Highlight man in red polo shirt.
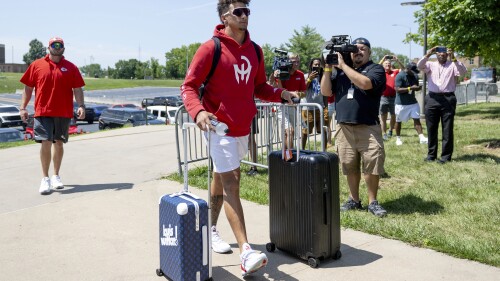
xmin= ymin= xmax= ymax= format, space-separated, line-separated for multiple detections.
xmin=19 ymin=37 xmax=86 ymax=195
xmin=378 ymin=55 xmax=404 ymax=140
xmin=269 ymin=53 xmax=306 ymax=149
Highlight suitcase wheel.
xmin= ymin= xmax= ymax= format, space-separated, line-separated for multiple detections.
xmin=308 ymin=257 xmax=320 ymax=268
xmin=155 ymin=268 xmax=164 ymax=276
xmin=266 ymin=242 xmax=276 ymax=252
xmin=333 ymin=250 xmax=342 ymax=260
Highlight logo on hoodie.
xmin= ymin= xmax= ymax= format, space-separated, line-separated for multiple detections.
xmin=233 ymin=56 xmax=252 ymax=84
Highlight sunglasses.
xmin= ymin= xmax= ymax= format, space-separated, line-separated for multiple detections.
xmin=50 ymin=42 xmax=64 ymax=49
xmin=224 ymin=7 xmax=251 ymax=17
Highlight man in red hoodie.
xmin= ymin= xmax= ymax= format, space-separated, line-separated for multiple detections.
xmin=181 ymin=0 xmax=297 ymax=277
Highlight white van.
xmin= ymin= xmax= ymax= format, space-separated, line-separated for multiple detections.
xmin=146 ymin=106 xmax=179 ymax=125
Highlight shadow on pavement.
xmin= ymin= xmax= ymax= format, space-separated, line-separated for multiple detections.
xmin=54 ymin=183 xmax=134 ymax=194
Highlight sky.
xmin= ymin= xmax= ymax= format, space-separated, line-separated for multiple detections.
xmin=1 ymin=0 xmax=425 ymax=68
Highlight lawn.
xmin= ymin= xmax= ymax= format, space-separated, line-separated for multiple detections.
xmin=0 ymin=72 xmax=182 ymax=94
xmin=167 ymin=102 xmax=500 ymax=267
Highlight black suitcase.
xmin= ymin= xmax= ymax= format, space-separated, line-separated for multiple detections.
xmin=266 ymin=105 xmax=341 ymax=268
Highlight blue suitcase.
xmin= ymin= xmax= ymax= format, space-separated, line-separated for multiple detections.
xmin=156 ymin=123 xmax=213 ymax=281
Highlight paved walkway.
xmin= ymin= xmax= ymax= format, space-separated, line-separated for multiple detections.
xmin=0 ymin=125 xmax=498 ymax=280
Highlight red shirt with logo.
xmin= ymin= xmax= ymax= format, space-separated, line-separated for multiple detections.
xmin=181 ymin=25 xmax=284 ymax=137
xmin=20 ymin=55 xmax=85 ymax=118
xmin=281 ymin=70 xmax=306 ymax=92
xmin=382 ymin=69 xmax=400 ymax=97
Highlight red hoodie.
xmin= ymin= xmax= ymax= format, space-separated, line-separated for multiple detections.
xmin=181 ymin=24 xmax=284 ymax=137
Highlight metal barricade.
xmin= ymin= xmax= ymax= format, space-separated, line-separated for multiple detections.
xmin=175 ymin=102 xmax=328 ymax=176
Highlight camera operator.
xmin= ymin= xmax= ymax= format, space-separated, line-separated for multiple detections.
xmin=269 ymin=53 xmax=306 ymax=150
xmin=320 ymin=37 xmax=388 ymax=217
xmin=417 ymin=46 xmax=467 ymax=164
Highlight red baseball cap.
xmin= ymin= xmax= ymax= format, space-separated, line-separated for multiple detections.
xmin=48 ymin=37 xmax=64 ymax=46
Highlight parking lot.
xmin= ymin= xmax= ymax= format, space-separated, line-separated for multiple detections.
xmin=0 ymin=87 xmax=182 ymax=135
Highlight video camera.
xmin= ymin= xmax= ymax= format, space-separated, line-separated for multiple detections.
xmin=324 ymin=35 xmax=358 ymax=67
xmin=272 ymin=49 xmax=293 ymax=81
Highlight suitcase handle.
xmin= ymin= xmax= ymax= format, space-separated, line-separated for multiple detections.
xmin=280 ymin=103 xmax=301 ymax=162
xmin=181 ymin=123 xmax=212 ymax=205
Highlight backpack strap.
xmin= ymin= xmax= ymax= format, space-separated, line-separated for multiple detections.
xmin=204 ymin=37 xmax=221 ymax=86
xmin=251 ymin=41 xmax=261 ymax=63
xmin=200 ymin=38 xmax=260 ymax=100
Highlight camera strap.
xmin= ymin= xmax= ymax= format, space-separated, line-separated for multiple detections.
xmin=199 ymin=37 xmax=261 ymax=100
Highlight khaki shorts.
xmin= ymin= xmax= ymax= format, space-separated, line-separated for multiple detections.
xmin=334 ymin=124 xmax=385 ymax=175
xmin=301 ymin=108 xmax=329 ymax=135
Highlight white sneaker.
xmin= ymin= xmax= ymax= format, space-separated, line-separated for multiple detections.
xmin=51 ymin=175 xmax=64 ymax=189
xmin=420 ymin=136 xmax=428 ymax=144
xmin=39 ymin=177 xmax=51 ymax=195
xmin=211 ymin=226 xmax=231 ymax=253
xmin=240 ymin=243 xmax=268 ymax=277
xmin=396 ymin=138 xmax=403 ymax=146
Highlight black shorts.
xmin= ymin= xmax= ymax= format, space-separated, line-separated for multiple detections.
xmin=34 ymin=117 xmax=71 ymax=143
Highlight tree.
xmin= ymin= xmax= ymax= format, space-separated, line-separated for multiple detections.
xmin=285 ymin=25 xmax=325 ymax=71
xmin=23 ymin=39 xmax=46 ymax=65
xmin=261 ymin=43 xmax=276 ymax=76
xmin=113 ymin=59 xmax=141 ymax=79
xmin=80 ymin=64 xmax=104 ymax=78
xmin=411 ymin=0 xmax=500 ymax=65
xmin=165 ymin=43 xmax=201 ymax=79
xmin=370 ymin=47 xmax=409 ymax=66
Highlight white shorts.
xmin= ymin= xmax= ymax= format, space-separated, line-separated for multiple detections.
xmin=277 ymin=106 xmax=297 ymax=129
xmin=204 ymin=132 xmax=248 ymax=173
xmin=395 ymin=103 xmax=421 ymax=122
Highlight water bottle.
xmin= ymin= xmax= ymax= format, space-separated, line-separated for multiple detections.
xmin=210 ymin=119 xmax=229 ymax=136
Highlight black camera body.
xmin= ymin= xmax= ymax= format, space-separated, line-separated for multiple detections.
xmin=324 ymin=35 xmax=358 ymax=67
xmin=272 ymin=49 xmax=293 ymax=80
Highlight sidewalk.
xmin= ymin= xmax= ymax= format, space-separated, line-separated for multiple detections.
xmin=0 ymin=125 xmax=498 ymax=281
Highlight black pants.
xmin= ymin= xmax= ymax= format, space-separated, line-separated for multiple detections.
xmin=424 ymin=92 xmax=457 ymax=161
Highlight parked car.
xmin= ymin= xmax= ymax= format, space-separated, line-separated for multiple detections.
xmin=99 ymin=108 xmax=150 ymax=129
xmin=111 ymin=103 xmax=141 ymax=109
xmin=88 ymin=105 xmax=109 ymax=121
xmin=152 ymin=96 xmax=183 ymax=107
xmin=145 ymin=105 xmax=180 ymax=124
xmin=0 ymin=127 xmax=24 ymax=142
xmin=73 ymin=102 xmax=95 ymax=124
xmin=141 ymin=98 xmax=155 ymax=108
xmin=0 ymin=105 xmax=23 ymax=128
xmin=165 ymin=95 xmax=184 ymax=107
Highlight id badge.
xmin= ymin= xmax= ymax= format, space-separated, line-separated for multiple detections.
xmin=347 ymin=87 xmax=354 ymax=99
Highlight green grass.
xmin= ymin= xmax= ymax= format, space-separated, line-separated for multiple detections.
xmin=0 ymin=72 xmax=183 ymax=94
xmin=166 ymin=102 xmax=500 ymax=267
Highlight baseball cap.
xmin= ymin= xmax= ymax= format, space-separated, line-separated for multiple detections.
xmin=406 ymin=62 xmax=420 ymax=74
xmin=352 ymin=37 xmax=371 ymax=48
xmin=48 ymin=37 xmax=64 ymax=46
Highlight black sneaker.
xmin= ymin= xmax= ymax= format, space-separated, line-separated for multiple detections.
xmin=246 ymin=167 xmax=258 ymax=176
xmin=368 ymin=200 xmax=387 ymax=217
xmin=340 ymin=197 xmax=363 ymax=211
xmin=424 ymin=156 xmax=435 ymax=162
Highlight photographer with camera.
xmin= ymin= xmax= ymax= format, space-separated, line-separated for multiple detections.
xmin=269 ymin=52 xmax=306 ymax=150
xmin=301 ymin=58 xmax=328 ymax=150
xmin=320 ymin=37 xmax=388 ymax=217
xmin=417 ymin=46 xmax=466 ymax=164
xmin=378 ymin=55 xmax=405 ymax=141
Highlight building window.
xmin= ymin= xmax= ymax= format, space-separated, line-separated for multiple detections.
xmin=469 ymin=58 xmax=474 ymax=65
